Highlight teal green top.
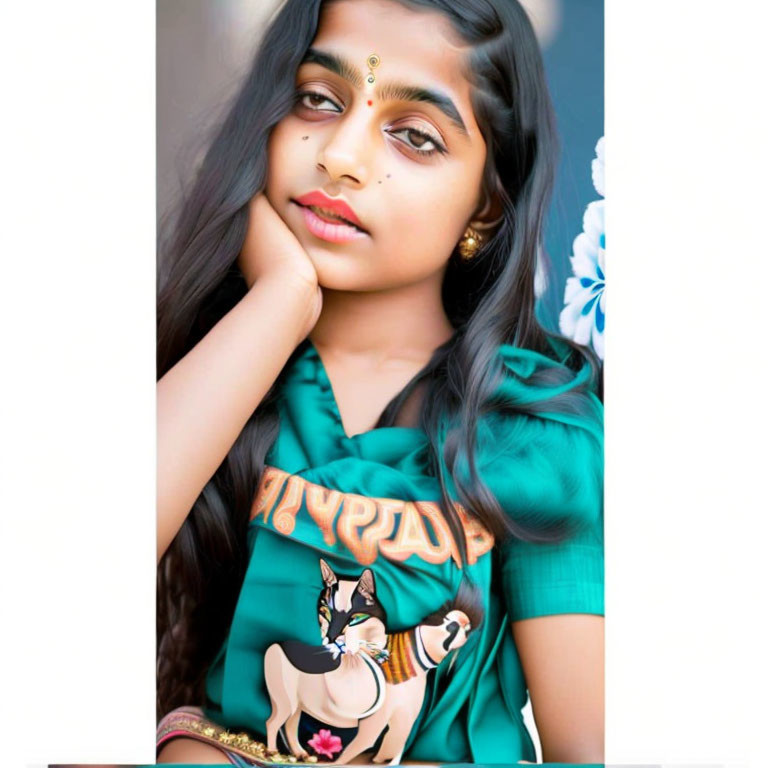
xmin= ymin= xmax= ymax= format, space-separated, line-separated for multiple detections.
xmin=202 ymin=337 xmax=604 ymax=764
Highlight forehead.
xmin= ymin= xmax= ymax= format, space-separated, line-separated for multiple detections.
xmin=311 ymin=0 xmax=478 ymax=125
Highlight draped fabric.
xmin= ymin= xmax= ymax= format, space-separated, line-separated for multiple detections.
xmin=200 ymin=337 xmax=604 ymax=764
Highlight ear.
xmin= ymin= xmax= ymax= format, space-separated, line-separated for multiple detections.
xmin=356 ymin=568 xmax=376 ymax=605
xmin=319 ymin=558 xmax=338 ymax=587
xmin=470 ymin=173 xmax=504 ymax=233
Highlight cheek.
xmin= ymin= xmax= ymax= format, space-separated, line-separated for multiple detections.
xmin=356 ymin=618 xmax=386 ymax=645
xmin=381 ymin=174 xmax=476 ymax=268
xmin=265 ymin=120 xmax=304 ymax=198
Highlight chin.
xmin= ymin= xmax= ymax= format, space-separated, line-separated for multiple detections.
xmin=314 ymin=267 xmax=386 ymax=293
xmin=304 ymin=246 xmax=416 ymax=292
xmin=315 ymin=271 xmax=370 ymax=292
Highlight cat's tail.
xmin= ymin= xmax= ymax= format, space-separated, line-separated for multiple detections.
xmin=419 ymin=578 xmax=485 ymax=631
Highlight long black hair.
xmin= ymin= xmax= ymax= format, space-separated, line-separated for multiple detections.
xmin=157 ymin=0 xmax=603 ymax=718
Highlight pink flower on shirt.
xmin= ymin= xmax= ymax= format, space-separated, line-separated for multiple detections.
xmin=308 ymin=728 xmax=343 ymax=759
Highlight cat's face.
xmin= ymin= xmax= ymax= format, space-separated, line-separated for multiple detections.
xmin=317 ymin=558 xmax=387 ymax=654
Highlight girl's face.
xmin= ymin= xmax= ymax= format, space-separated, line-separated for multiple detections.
xmin=266 ymin=0 xmax=488 ymax=292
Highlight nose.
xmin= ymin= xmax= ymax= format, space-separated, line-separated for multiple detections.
xmin=316 ymin=109 xmax=372 ymax=187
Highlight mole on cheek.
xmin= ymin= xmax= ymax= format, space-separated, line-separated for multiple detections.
xmin=302 ymin=136 xmax=309 ymax=140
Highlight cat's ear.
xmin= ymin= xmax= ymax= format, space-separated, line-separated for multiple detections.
xmin=356 ymin=568 xmax=376 ymax=605
xmin=319 ymin=558 xmax=338 ymax=587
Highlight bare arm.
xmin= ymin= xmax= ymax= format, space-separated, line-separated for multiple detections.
xmin=157 ymin=193 xmax=321 ymax=563
xmin=511 ymin=614 xmax=604 ymax=764
xmin=157 ymin=272 xmax=317 ymax=562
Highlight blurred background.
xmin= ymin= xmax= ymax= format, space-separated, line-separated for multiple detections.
xmin=157 ymin=0 xmax=604 ymax=334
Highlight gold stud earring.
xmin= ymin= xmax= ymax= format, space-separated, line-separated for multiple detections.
xmin=458 ymin=226 xmax=484 ymax=260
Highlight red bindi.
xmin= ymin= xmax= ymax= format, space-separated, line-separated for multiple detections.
xmin=367 ymin=99 xmax=373 ymax=106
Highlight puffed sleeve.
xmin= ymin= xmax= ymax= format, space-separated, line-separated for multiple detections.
xmin=480 ymin=343 xmax=604 ymax=621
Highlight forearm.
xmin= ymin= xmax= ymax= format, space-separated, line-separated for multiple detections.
xmin=535 ymin=676 xmax=604 ymax=763
xmin=541 ymin=736 xmax=604 ymax=764
xmin=157 ymin=270 xmax=316 ymax=562
xmin=512 ymin=614 xmax=604 ymax=765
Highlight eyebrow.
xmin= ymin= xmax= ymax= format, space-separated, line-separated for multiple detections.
xmin=300 ymin=47 xmax=469 ymax=137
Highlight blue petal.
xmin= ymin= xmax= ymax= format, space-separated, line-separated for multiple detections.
xmin=595 ymin=263 xmax=605 ymax=281
xmin=581 ymin=294 xmax=599 ymax=316
xmin=599 ymin=232 xmax=606 ymax=249
xmin=595 ymin=299 xmax=605 ymax=332
xmin=591 ymin=283 xmax=603 ymax=294
xmin=580 ymin=277 xmax=595 ymax=288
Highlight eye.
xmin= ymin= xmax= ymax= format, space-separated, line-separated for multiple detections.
xmin=319 ymin=604 xmax=332 ymax=621
xmin=296 ymin=88 xmax=446 ymax=158
xmin=347 ymin=612 xmax=370 ymax=626
xmin=387 ymin=126 xmax=446 ymax=157
xmin=295 ymin=89 xmax=343 ymax=113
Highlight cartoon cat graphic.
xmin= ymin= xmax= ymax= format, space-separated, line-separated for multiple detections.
xmin=263 ymin=558 xmax=483 ymax=765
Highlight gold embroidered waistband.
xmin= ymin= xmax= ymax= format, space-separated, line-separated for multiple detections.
xmin=156 ymin=705 xmax=318 ymax=765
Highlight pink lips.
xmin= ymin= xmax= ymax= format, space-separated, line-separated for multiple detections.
xmin=294 ymin=190 xmax=365 ymax=229
xmin=292 ymin=190 xmax=369 ymax=244
xmin=296 ymin=204 xmax=369 ymax=243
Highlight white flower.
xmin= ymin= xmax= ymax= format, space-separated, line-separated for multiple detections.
xmin=559 ymin=198 xmax=605 ymax=360
xmin=592 ymin=136 xmax=605 ymax=198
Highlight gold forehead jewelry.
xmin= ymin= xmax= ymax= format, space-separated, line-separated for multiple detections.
xmin=365 ymin=53 xmax=380 ymax=86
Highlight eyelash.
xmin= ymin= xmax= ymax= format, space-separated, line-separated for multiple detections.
xmin=295 ymin=89 xmax=447 ymax=157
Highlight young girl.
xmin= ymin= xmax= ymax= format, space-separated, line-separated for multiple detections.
xmin=155 ymin=0 xmax=604 ymax=764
